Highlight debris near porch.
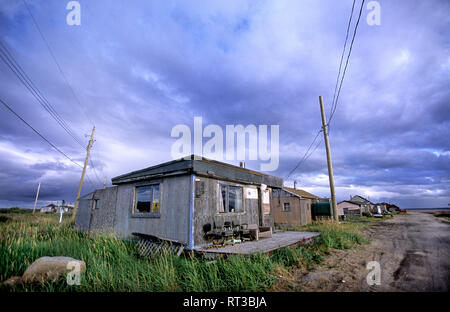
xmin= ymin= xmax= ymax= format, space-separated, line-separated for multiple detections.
xmin=133 ymin=232 xmax=185 ymax=257
xmin=203 ymin=221 xmax=273 ymax=249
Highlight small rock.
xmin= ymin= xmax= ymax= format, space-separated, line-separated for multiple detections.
xmin=21 ymin=256 xmax=86 ymax=284
xmin=3 ymin=276 xmax=23 ymax=287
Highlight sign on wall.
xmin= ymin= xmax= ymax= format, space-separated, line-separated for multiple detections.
xmin=244 ymin=187 xmax=258 ymax=199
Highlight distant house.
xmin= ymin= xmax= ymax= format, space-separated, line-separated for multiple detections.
xmin=379 ymin=202 xmax=400 ymax=212
xmin=40 ymin=203 xmax=58 ymax=213
xmin=337 ymin=200 xmax=361 ymax=217
xmin=40 ymin=202 xmax=73 ymax=213
xmin=62 ymin=204 xmax=74 ymax=213
xmin=272 ymin=187 xmax=319 ymax=226
xmin=349 ymin=195 xmax=374 ymax=213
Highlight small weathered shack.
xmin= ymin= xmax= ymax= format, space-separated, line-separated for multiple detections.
xmin=337 ymin=200 xmax=362 ymax=217
xmin=75 ymin=155 xmax=283 ymax=250
xmin=272 ymin=187 xmax=319 ymax=226
xmin=381 ymin=202 xmax=400 ymax=212
xmin=349 ymin=195 xmax=374 ymax=213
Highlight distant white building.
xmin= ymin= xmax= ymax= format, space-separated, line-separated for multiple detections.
xmin=40 ymin=203 xmax=74 ymax=213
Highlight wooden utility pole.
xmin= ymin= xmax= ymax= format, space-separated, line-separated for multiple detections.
xmin=319 ymin=96 xmax=338 ymax=221
xmin=32 ymin=182 xmax=41 ymax=214
xmin=72 ymin=126 xmax=95 ymax=222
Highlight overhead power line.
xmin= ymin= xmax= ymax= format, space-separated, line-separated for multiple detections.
xmin=329 ymin=0 xmax=356 ymax=125
xmin=285 ymin=0 xmax=365 ymax=180
xmin=22 ymin=0 xmax=103 ymax=190
xmin=0 ymin=96 xmax=98 ymax=188
xmin=328 ymin=0 xmax=365 ymax=126
xmin=0 ymin=97 xmax=82 ymax=168
xmin=0 ymin=41 xmax=86 ymax=149
xmin=22 ymin=0 xmax=95 ymax=127
xmin=285 ymin=130 xmax=322 ymax=180
xmin=89 ymin=157 xmax=103 ymax=186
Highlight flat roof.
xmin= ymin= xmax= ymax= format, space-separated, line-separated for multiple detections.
xmin=111 ymin=155 xmax=283 ymax=188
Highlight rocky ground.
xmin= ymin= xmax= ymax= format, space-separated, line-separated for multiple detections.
xmin=273 ymin=212 xmax=450 ymax=292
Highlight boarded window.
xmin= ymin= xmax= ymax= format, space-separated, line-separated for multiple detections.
xmin=135 ymin=185 xmax=160 ymax=213
xmin=219 ymin=184 xmax=243 ymax=213
xmin=195 ymin=180 xmax=205 ymax=198
xmin=283 ymin=202 xmax=290 ymax=212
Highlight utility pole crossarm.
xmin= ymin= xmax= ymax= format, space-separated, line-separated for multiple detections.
xmin=319 ymin=96 xmax=338 ymax=221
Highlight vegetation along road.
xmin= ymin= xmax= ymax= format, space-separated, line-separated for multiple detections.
xmin=279 ymin=212 xmax=450 ymax=291
xmin=1 ymin=210 xmax=448 ymax=291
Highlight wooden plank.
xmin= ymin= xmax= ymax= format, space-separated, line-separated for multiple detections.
xmin=197 ymin=231 xmax=320 ymax=255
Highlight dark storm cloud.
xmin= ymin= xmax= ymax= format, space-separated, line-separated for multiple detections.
xmin=0 ymin=0 xmax=449 ymax=208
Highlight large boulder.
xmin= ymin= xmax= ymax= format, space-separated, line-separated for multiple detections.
xmin=21 ymin=256 xmax=86 ymax=284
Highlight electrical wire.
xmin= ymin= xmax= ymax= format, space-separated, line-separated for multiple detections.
xmin=0 ymin=97 xmax=98 ymax=189
xmin=0 ymin=42 xmax=86 ymax=149
xmin=22 ymin=0 xmax=95 ymax=127
xmin=328 ymin=0 xmax=365 ymax=126
xmin=285 ymin=130 xmax=322 ymax=180
xmin=0 ymin=97 xmax=83 ymax=168
xmin=285 ymin=0 xmax=365 ymax=180
xmin=329 ymin=0 xmax=356 ymax=125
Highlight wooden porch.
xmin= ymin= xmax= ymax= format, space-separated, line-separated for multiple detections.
xmin=196 ymin=230 xmax=320 ymax=256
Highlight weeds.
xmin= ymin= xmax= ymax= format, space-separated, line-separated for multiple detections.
xmin=0 ymin=213 xmax=368 ymax=291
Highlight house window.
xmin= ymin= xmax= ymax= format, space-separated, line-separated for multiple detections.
xmin=135 ymin=185 xmax=160 ymax=213
xmin=283 ymin=202 xmax=290 ymax=212
xmin=219 ymin=184 xmax=243 ymax=213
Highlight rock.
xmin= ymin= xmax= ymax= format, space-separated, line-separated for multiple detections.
xmin=3 ymin=276 xmax=23 ymax=287
xmin=21 ymin=256 xmax=86 ymax=284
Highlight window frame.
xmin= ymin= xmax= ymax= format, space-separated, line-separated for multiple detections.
xmin=218 ymin=183 xmax=244 ymax=214
xmin=92 ymin=199 xmax=100 ymax=210
xmin=283 ymin=202 xmax=291 ymax=212
xmin=132 ymin=182 xmax=161 ymax=218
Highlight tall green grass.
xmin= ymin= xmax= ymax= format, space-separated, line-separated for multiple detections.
xmin=0 ymin=214 xmax=368 ymax=292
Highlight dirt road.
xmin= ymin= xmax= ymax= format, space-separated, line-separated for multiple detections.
xmin=284 ymin=212 xmax=450 ymax=292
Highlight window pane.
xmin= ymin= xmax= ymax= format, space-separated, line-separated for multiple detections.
xmin=152 ymin=185 xmax=160 ymax=212
xmin=136 ymin=186 xmax=151 ymax=213
xmin=219 ymin=185 xmax=227 ymax=213
xmin=228 ymin=186 xmax=243 ymax=213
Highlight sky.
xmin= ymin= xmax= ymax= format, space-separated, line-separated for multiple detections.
xmin=0 ymin=0 xmax=449 ymax=209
